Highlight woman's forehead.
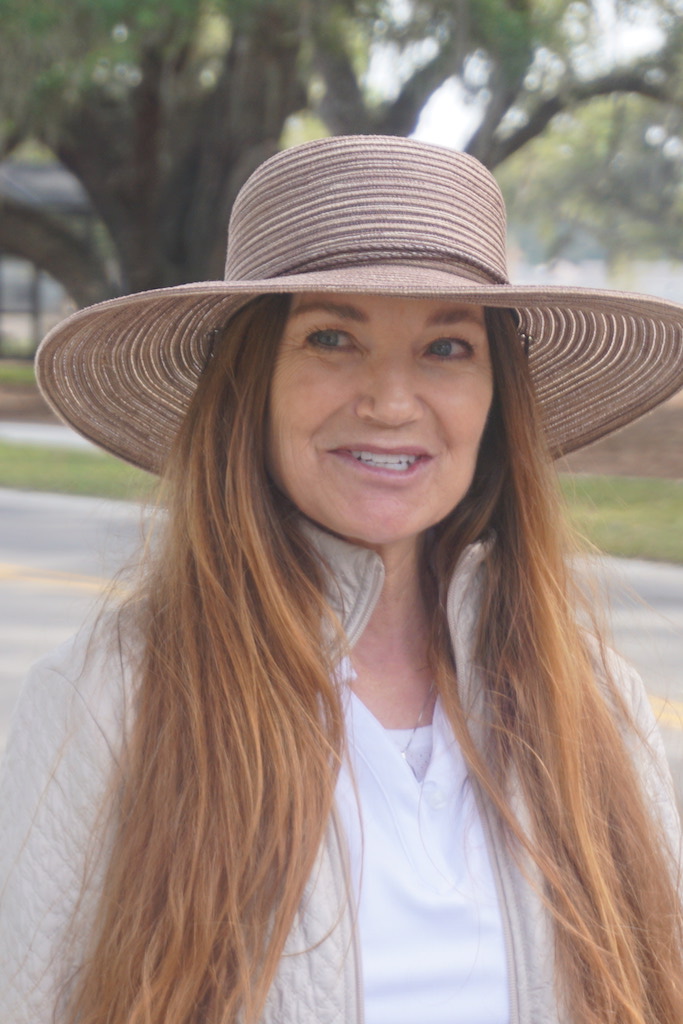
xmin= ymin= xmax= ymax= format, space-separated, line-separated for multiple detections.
xmin=287 ymin=292 xmax=486 ymax=326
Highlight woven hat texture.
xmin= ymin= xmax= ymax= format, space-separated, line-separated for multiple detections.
xmin=36 ymin=134 xmax=683 ymax=474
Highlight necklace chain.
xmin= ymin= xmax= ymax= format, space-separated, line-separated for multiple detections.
xmin=400 ymin=681 xmax=435 ymax=761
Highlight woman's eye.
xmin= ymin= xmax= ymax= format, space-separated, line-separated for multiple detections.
xmin=427 ymin=338 xmax=470 ymax=358
xmin=307 ymin=329 xmax=347 ymax=349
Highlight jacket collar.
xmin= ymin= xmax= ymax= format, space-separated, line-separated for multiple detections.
xmin=300 ymin=518 xmax=490 ymax=652
xmin=300 ymin=519 xmax=385 ymax=649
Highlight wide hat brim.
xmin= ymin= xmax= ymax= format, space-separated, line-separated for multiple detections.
xmin=36 ymin=262 xmax=683 ymax=475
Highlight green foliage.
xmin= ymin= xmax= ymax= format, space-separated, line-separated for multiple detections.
xmin=2 ymin=0 xmax=681 ymax=300
xmin=469 ymin=0 xmax=533 ymax=73
xmin=560 ymin=474 xmax=683 ymax=563
xmin=0 ymin=0 xmax=229 ymax=138
xmin=0 ymin=361 xmax=36 ymax=387
xmin=281 ymin=111 xmax=329 ymax=148
xmin=0 ymin=441 xmax=157 ymax=502
xmin=0 ymin=0 xmax=379 ymax=150
xmin=498 ymin=94 xmax=683 ymax=262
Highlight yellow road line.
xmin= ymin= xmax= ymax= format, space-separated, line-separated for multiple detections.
xmin=0 ymin=562 xmax=110 ymax=593
xmin=649 ymin=695 xmax=683 ymax=732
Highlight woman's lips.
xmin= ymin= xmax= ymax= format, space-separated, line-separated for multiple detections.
xmin=330 ymin=447 xmax=431 ymax=474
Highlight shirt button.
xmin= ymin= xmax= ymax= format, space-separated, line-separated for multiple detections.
xmin=423 ymin=780 xmax=447 ymax=810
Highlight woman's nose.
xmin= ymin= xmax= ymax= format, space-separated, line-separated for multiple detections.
xmin=354 ymin=361 xmax=423 ymax=426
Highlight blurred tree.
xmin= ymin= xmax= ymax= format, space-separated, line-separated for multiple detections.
xmin=0 ymin=0 xmax=681 ymax=303
xmin=497 ymin=94 xmax=683 ymax=264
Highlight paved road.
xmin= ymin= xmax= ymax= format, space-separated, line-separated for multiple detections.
xmin=1 ymin=486 xmax=682 ymax=797
xmin=0 ymin=488 xmax=148 ymax=746
xmin=0 ymin=421 xmax=97 ymax=450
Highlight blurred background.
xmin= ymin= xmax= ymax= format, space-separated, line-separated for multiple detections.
xmin=0 ymin=0 xmax=682 ymax=793
xmin=3 ymin=0 xmax=683 ymax=346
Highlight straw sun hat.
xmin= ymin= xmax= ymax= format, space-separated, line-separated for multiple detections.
xmin=37 ymin=134 xmax=683 ymax=475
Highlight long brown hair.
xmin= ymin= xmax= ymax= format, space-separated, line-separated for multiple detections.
xmin=66 ymin=297 xmax=682 ymax=1024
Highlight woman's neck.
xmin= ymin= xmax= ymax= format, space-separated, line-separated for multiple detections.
xmin=349 ymin=537 xmax=435 ymax=729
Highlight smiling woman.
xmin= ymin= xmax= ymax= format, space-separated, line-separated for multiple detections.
xmin=2 ymin=135 xmax=683 ymax=1024
xmin=268 ymin=294 xmax=492 ymax=561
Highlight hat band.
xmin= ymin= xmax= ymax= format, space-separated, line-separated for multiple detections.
xmin=227 ymin=249 xmax=508 ymax=287
xmin=356 ymin=256 xmax=509 ymax=286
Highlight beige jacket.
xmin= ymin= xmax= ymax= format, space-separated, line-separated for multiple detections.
xmin=1 ymin=528 xmax=680 ymax=1024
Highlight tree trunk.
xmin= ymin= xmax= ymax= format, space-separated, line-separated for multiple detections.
xmin=54 ymin=14 xmax=306 ymax=298
xmin=0 ymin=197 xmax=116 ymax=306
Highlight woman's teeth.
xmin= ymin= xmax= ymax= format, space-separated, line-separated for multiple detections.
xmin=351 ymin=451 xmax=419 ymax=471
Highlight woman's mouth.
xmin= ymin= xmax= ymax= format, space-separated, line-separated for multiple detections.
xmin=349 ymin=450 xmax=421 ymax=472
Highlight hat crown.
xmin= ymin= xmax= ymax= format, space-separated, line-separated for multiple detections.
xmin=225 ymin=135 xmax=510 ymax=286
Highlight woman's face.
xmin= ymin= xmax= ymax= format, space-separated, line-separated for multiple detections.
xmin=267 ymin=293 xmax=493 ymax=560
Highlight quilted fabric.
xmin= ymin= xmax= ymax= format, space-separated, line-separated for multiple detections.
xmin=0 ymin=612 xmax=136 ymax=1023
xmin=1 ymin=532 xmax=680 ymax=1024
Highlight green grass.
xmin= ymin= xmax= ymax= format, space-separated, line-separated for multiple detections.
xmin=560 ymin=474 xmax=683 ymax=564
xmin=0 ymin=361 xmax=37 ymax=387
xmin=0 ymin=442 xmax=157 ymax=503
xmin=0 ymin=441 xmax=681 ymax=563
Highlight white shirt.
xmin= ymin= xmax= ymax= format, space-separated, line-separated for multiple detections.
xmin=336 ymin=689 xmax=509 ymax=1024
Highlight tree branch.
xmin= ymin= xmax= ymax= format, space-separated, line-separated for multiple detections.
xmin=376 ymin=43 xmax=467 ymax=136
xmin=0 ymin=197 xmax=116 ymax=306
xmin=312 ymin=45 xmax=373 ymax=134
xmin=465 ymin=61 xmax=525 ymax=165
xmin=485 ymin=67 xmax=680 ymax=168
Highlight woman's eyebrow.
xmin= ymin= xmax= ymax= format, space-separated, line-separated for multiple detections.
xmin=425 ymin=308 xmax=484 ymax=327
xmin=289 ymin=300 xmax=368 ymax=322
xmin=288 ymin=300 xmax=484 ymax=327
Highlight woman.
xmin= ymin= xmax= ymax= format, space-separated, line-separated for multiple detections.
xmin=1 ymin=135 xmax=682 ymax=1024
